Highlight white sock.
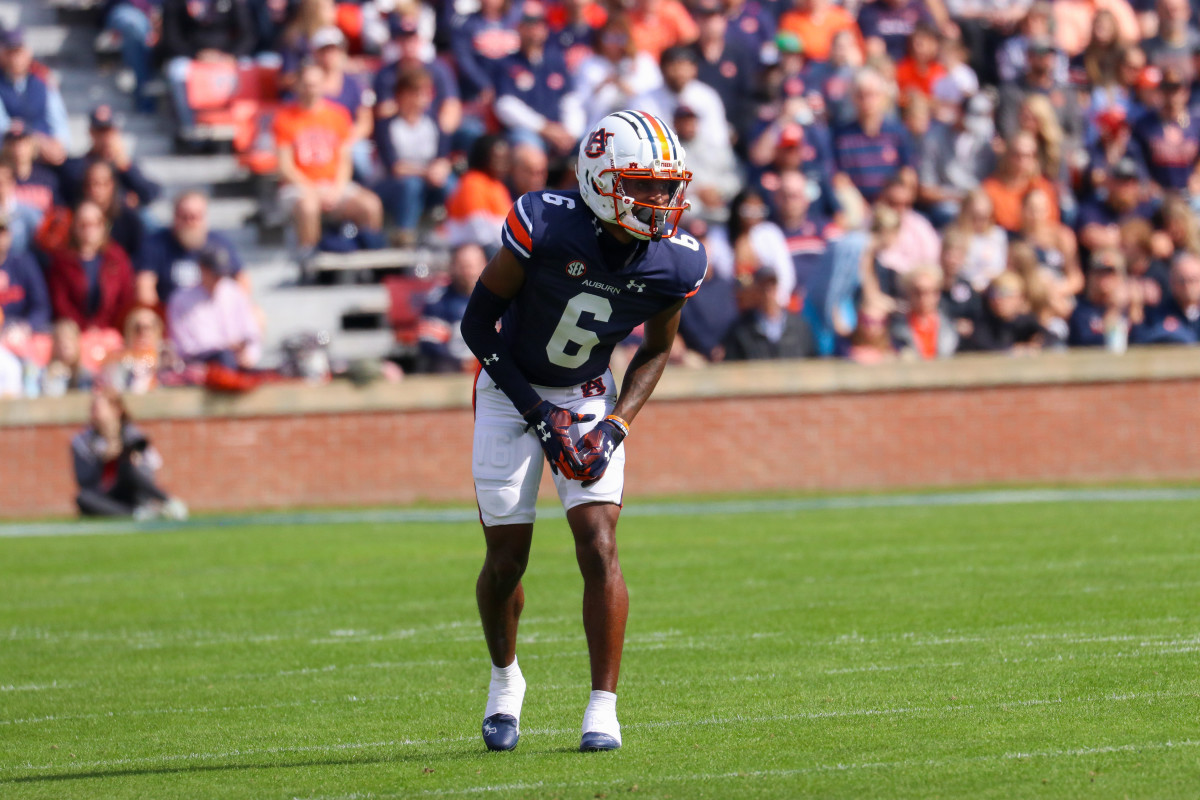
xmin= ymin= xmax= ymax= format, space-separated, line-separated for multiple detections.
xmin=582 ymin=690 xmax=621 ymax=743
xmin=484 ymin=657 xmax=526 ymax=720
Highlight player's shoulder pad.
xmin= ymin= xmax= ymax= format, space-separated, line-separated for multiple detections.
xmin=501 ymin=191 xmax=587 ymax=263
xmin=661 ymin=229 xmax=709 ymax=299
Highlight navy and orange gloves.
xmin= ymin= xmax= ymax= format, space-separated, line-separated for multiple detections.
xmin=523 ymin=400 xmax=595 ymax=477
xmin=575 ymin=415 xmax=629 ymax=487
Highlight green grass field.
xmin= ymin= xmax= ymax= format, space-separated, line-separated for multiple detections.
xmin=2 ymin=492 xmax=1199 ymax=799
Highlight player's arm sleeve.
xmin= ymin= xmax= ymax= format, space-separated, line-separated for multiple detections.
xmin=499 ymin=194 xmax=536 ymax=263
xmin=460 ymin=277 xmax=543 ymax=415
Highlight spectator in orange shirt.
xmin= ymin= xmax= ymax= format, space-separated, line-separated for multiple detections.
xmin=627 ymin=0 xmax=699 ymax=59
xmin=442 ymin=135 xmax=513 ymax=252
xmin=895 ymin=22 xmax=947 ymax=105
xmin=982 ymin=131 xmax=1060 ymax=233
xmin=778 ymin=0 xmax=862 ymax=64
xmin=273 ymin=62 xmax=384 ymax=268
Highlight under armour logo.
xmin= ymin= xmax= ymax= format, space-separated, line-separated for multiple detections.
xmin=537 ymin=422 xmax=551 ymax=442
xmin=627 ymin=280 xmax=645 ymax=292
xmin=483 ymin=721 xmax=496 ymax=735
xmin=604 ymin=440 xmax=614 ymax=457
xmin=483 ymin=354 xmax=499 ymax=365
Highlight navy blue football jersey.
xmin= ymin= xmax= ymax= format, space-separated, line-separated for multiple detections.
xmin=499 ymin=190 xmax=708 ymax=386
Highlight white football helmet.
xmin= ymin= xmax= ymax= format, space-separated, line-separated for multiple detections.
xmin=576 ymin=109 xmax=692 ymax=241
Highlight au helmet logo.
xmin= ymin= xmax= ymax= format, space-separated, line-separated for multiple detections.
xmin=584 ymin=128 xmax=613 ymax=158
xmin=566 ymin=260 xmax=587 ymax=277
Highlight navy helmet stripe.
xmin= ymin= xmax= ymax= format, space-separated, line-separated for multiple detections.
xmin=613 ymin=110 xmax=660 ymax=161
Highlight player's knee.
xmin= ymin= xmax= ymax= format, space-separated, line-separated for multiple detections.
xmin=575 ymin=534 xmax=619 ymax=582
xmin=483 ymin=548 xmax=528 ymax=589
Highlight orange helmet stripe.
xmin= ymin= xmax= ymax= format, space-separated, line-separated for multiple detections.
xmin=638 ymin=111 xmax=674 ymax=161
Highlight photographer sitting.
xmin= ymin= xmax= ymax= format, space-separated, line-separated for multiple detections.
xmin=71 ymin=388 xmax=187 ymax=520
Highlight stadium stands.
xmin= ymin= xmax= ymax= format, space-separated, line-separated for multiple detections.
xmin=3 ymin=0 xmax=1200 ymax=402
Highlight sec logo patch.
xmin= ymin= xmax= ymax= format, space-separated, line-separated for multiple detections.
xmin=566 ymin=260 xmax=587 ymax=277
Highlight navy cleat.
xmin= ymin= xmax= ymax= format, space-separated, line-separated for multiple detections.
xmin=579 ymin=732 xmax=621 ymax=752
xmin=482 ymin=714 xmax=519 ymax=751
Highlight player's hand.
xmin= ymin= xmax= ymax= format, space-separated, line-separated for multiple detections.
xmin=574 ymin=416 xmax=628 ymax=488
xmin=522 ymin=400 xmax=594 ymax=478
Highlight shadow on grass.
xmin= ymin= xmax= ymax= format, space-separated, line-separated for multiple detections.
xmin=1 ymin=748 xmax=494 ymax=785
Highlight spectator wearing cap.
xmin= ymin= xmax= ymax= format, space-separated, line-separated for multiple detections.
xmin=857 ymin=0 xmax=937 ymax=64
xmin=417 ymin=242 xmax=488 ymax=373
xmin=1084 ymin=106 xmax=1140 ymax=196
xmin=0 ymin=209 xmax=51 ymax=337
xmin=1077 ymin=157 xmax=1158 ymax=254
xmin=997 ymin=36 xmax=1083 ymax=144
xmin=0 ymin=161 xmax=41 ymax=255
xmin=442 ymin=135 xmax=513 ymax=251
xmin=633 ymin=46 xmax=732 ymax=160
xmin=275 ymin=0 xmax=339 ymax=92
xmin=1068 ymin=248 xmax=1140 ymax=349
xmin=749 ymin=119 xmax=839 ymax=221
xmin=691 ymin=0 xmax=759 ymax=137
xmin=373 ymin=16 xmax=464 ymax=149
xmin=722 ymin=266 xmax=817 ymax=360
xmin=59 ymin=105 xmax=162 ymax=211
xmin=778 ymin=0 xmax=861 ymax=64
xmin=137 ymin=190 xmax=247 ymax=308
xmin=45 ymin=201 xmax=136 ymax=335
xmin=1135 ymin=251 xmax=1200 ymax=343
xmin=0 ymin=27 xmax=70 ymax=164
xmin=1052 ymin=0 xmax=1139 ymax=58
xmin=1 ymin=120 xmax=61 ymax=216
xmin=626 ymin=0 xmax=699 ymax=60
xmin=672 ymin=104 xmax=740 ymax=223
xmin=311 ymin=27 xmax=376 ymax=181
xmin=997 ymin=3 xmax=1069 ymax=87
xmin=1131 ymin=68 xmax=1200 ymax=194
xmin=273 ymin=62 xmax=385 ymax=265
xmin=450 ymin=0 xmax=523 ymax=103
xmin=167 ymin=244 xmax=261 ymax=368
xmin=569 ymin=14 xmax=663 ymax=131
xmin=494 ymin=2 xmax=584 ymax=156
xmin=748 ymin=33 xmax=833 ymax=141
xmin=918 ymin=92 xmax=997 ymax=228
xmin=831 ymin=68 xmax=916 ymax=206
xmin=161 ymin=0 xmax=256 ymax=139
xmin=375 ymin=66 xmax=453 ymax=243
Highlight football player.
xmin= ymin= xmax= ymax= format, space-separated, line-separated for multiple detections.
xmin=461 ymin=110 xmax=707 ymax=753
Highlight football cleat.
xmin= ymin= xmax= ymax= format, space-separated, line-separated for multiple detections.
xmin=482 ymin=713 xmax=519 ymax=751
xmin=579 ymin=731 xmax=621 ymax=752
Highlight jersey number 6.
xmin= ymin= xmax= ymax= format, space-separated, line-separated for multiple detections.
xmin=546 ymin=293 xmax=611 ymax=368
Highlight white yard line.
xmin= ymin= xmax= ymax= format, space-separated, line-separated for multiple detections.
xmin=4 ymin=488 xmax=1200 ymax=539
xmin=2 ymin=692 xmax=1190 ymax=773
xmin=288 ymin=739 xmax=1200 ymax=799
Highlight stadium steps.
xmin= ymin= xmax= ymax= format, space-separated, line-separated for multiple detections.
xmin=10 ymin=0 xmax=402 ymax=367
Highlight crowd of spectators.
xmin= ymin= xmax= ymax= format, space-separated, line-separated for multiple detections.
xmin=6 ymin=0 xmax=1200 ymax=400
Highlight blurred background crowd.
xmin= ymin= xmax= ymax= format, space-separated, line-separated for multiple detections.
xmin=3 ymin=0 xmax=1200 ymax=401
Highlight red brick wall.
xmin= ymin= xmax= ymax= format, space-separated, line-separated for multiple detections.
xmin=4 ymin=379 xmax=1200 ymax=519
